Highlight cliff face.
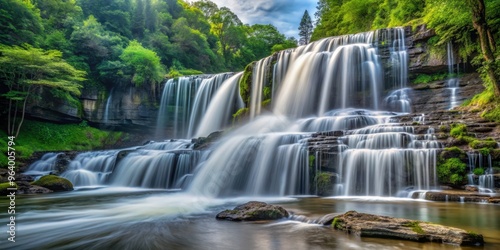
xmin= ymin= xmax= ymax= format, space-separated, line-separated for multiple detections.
xmin=80 ymin=86 xmax=157 ymax=131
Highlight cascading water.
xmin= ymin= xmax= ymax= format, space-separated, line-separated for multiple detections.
xmin=250 ymin=57 xmax=273 ymax=118
xmin=103 ymin=89 xmax=113 ymax=123
xmin=194 ymin=72 xmax=244 ymax=137
xmin=467 ymin=151 xmax=496 ymax=192
xmin=28 ymin=140 xmax=199 ymax=189
xmin=156 ymin=76 xmax=203 ymax=138
xmin=29 ymin=27 xmax=441 ymax=199
xmin=156 ymin=73 xmax=240 ymax=139
xmin=446 ymin=41 xmax=460 ymax=109
xmin=187 ymin=73 xmax=233 ymax=137
xmin=187 ymin=27 xmax=440 ymax=198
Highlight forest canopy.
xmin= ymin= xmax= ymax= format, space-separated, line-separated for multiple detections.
xmin=0 ymin=0 xmax=297 ymax=92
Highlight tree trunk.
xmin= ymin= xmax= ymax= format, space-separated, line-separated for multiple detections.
xmin=15 ymin=88 xmax=31 ymax=138
xmin=468 ymin=0 xmax=500 ymax=96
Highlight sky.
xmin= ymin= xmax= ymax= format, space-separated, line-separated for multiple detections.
xmin=196 ymin=0 xmax=317 ymax=39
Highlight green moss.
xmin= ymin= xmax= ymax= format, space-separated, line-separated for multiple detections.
xmin=478 ymin=148 xmax=491 ymax=156
xmin=470 ymin=139 xmax=497 ymax=149
xmin=178 ymin=69 xmax=203 ymax=76
xmin=473 ymin=168 xmax=485 ymax=175
xmin=309 ymin=155 xmax=315 ymax=168
xmin=331 ymin=218 xmax=343 ymax=230
xmin=403 ymin=221 xmax=425 ymax=234
xmin=437 ymin=158 xmax=467 ymax=186
xmin=239 ymin=62 xmax=255 ymax=106
xmin=261 ymin=99 xmax=271 ymax=108
xmin=450 ymin=123 xmax=468 ymax=138
xmin=315 ymin=172 xmax=333 ymax=196
xmin=441 ymin=146 xmax=466 ymax=159
xmin=32 ymin=175 xmax=73 ymax=191
xmin=232 ymin=107 xmax=249 ymax=124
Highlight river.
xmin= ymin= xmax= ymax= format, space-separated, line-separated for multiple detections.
xmin=2 ymin=188 xmax=499 ymax=250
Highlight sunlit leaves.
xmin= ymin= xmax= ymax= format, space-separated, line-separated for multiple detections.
xmin=120 ymin=40 xmax=163 ymax=87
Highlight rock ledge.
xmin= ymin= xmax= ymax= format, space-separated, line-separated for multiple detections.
xmin=323 ymin=211 xmax=484 ymax=246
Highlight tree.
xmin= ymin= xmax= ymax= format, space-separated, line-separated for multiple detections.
xmin=0 ymin=45 xmax=85 ymax=137
xmin=467 ymin=0 xmax=500 ymax=96
xmin=210 ymin=7 xmax=243 ymax=64
xmin=132 ymin=0 xmax=145 ymax=38
xmin=298 ymin=10 xmax=313 ymax=45
xmin=0 ymin=0 xmax=43 ymax=46
xmin=120 ymin=40 xmax=164 ymax=89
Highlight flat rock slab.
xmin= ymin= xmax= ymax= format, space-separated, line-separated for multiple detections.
xmin=216 ymin=201 xmax=289 ymax=221
xmin=324 ymin=211 xmax=484 ymax=246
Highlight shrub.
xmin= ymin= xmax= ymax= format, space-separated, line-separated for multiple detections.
xmin=437 ymin=158 xmax=467 ymax=186
xmin=473 ymin=168 xmax=485 ymax=175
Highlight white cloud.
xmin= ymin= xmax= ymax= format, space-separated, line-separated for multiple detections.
xmin=196 ymin=0 xmax=317 ymax=39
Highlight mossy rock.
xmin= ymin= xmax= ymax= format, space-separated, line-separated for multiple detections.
xmin=32 ymin=175 xmax=74 ymax=192
xmin=0 ymin=182 xmax=18 ymax=195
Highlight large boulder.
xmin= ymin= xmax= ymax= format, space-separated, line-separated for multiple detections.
xmin=323 ymin=211 xmax=484 ymax=246
xmin=216 ymin=201 xmax=289 ymax=221
xmin=31 ymin=175 xmax=74 ymax=192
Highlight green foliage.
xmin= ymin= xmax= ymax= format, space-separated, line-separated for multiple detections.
xmin=470 ymin=138 xmax=497 ymax=149
xmin=473 ymin=167 xmax=485 ymax=175
xmin=0 ymin=0 xmax=43 ymax=46
xmin=298 ymin=10 xmax=313 ymax=45
xmin=450 ymin=123 xmax=468 ymax=138
xmin=0 ymin=120 xmax=128 ymax=166
xmin=120 ymin=40 xmax=164 ymax=87
xmin=239 ymin=62 xmax=254 ymax=105
xmin=232 ymin=107 xmax=249 ymax=124
xmin=412 ymin=73 xmax=449 ymax=84
xmin=437 ymin=158 xmax=467 ymax=186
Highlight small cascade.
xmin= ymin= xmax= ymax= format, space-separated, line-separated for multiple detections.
xmin=24 ymin=153 xmax=63 ymax=177
xmin=190 ymin=118 xmax=310 ymax=197
xmin=187 ymin=73 xmax=233 ymax=137
xmin=467 ymin=151 xmax=495 ymax=192
xmin=27 ymin=140 xmax=199 ymax=189
xmin=446 ymin=42 xmax=460 ymax=109
xmin=103 ymin=89 xmax=113 ymax=123
xmin=156 ymin=76 xmax=203 ymax=138
xmin=156 ymin=73 xmax=243 ymax=139
xmin=336 ymin=121 xmax=440 ymax=196
xmin=382 ymin=28 xmax=410 ymax=113
xmin=61 ymin=150 xmax=117 ymax=186
xmin=194 ymin=72 xmax=245 ymax=137
xmin=250 ymin=57 xmax=273 ymax=118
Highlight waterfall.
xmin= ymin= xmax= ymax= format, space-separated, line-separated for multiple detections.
xmin=250 ymin=57 xmax=273 ymax=118
xmin=446 ymin=42 xmax=460 ymax=109
xmin=189 ymin=118 xmax=309 ymax=197
xmin=187 ymin=73 xmax=233 ymax=137
xmin=27 ymin=140 xmax=199 ymax=189
xmin=24 ymin=153 xmax=63 ymax=177
xmin=467 ymin=151 xmax=495 ymax=192
xmin=28 ymin=27 xmax=446 ymax=198
xmin=155 ymin=76 xmax=202 ymax=139
xmin=156 ymin=73 xmax=243 ymax=139
xmin=195 ymin=72 xmax=244 ymax=137
xmin=103 ymin=89 xmax=113 ymax=123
